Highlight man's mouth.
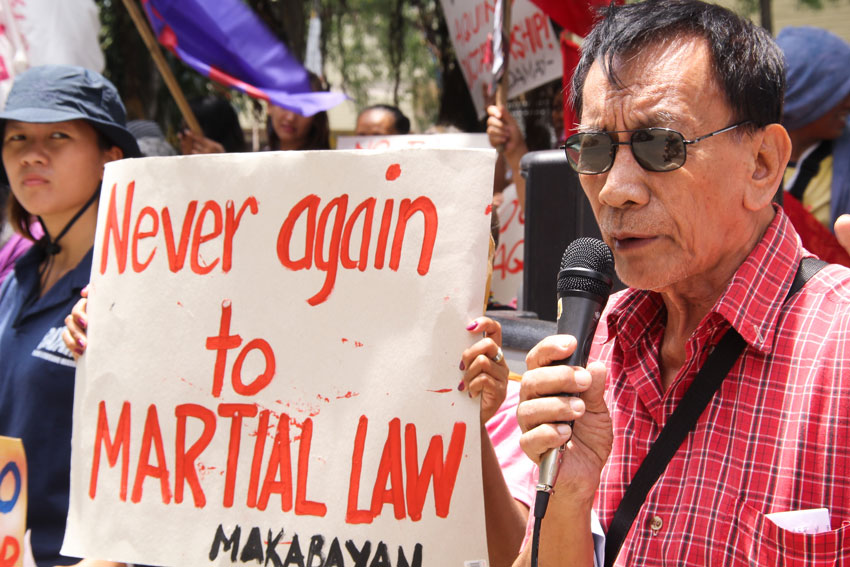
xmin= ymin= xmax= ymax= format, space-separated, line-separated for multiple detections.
xmin=611 ymin=235 xmax=657 ymax=250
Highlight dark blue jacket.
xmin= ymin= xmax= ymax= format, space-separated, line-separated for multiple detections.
xmin=0 ymin=244 xmax=91 ymax=566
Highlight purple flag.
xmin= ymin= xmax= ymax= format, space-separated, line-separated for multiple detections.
xmin=143 ymin=0 xmax=346 ymax=116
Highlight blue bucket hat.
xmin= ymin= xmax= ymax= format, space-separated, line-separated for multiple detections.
xmin=777 ymin=26 xmax=850 ymax=131
xmin=0 ymin=65 xmax=141 ymax=163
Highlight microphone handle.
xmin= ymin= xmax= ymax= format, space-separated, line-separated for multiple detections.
xmin=537 ymin=291 xmax=606 ymax=492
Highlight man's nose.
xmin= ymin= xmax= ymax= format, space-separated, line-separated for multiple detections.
xmin=596 ymin=144 xmax=650 ymax=209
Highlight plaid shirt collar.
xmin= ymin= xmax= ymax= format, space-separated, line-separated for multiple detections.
xmin=604 ymin=207 xmax=802 ymax=354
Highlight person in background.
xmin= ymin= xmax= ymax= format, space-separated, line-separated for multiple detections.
xmin=0 ymin=65 xmax=141 ymax=566
xmin=515 ymin=1 xmax=850 ymax=566
xmin=486 ymin=86 xmax=564 ymax=214
xmin=355 ymin=104 xmax=411 ymax=136
xmin=266 ymin=73 xmax=331 ymax=151
xmin=773 ymin=26 xmax=850 ymax=264
xmin=486 ymin=105 xmax=528 ymax=214
xmin=177 ymin=95 xmax=247 ymax=154
xmin=178 ymin=85 xmax=328 ymax=153
xmin=777 ymin=26 xmax=850 ymax=232
xmin=127 ymin=119 xmax=177 ymax=157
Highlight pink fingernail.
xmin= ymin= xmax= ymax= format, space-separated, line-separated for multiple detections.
xmin=77 ymin=317 xmax=87 ymax=330
xmin=76 ymin=338 xmax=85 ymax=349
xmin=458 ymin=380 xmax=466 ymax=392
xmin=466 ymin=321 xmax=479 ymax=331
xmin=459 ymin=360 xmax=466 ymax=371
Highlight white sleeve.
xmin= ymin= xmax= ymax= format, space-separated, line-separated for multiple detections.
xmin=592 ymin=510 xmax=605 ymax=567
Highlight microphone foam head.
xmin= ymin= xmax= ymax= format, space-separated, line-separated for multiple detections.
xmin=557 ymin=237 xmax=615 ymax=295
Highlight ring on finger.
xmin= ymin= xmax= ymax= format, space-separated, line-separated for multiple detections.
xmin=492 ymin=347 xmax=504 ymax=364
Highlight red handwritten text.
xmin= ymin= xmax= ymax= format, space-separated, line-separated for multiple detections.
xmin=276 ymin=193 xmax=439 ymax=306
xmin=99 ymin=182 xmax=259 ymax=275
xmin=346 ymin=416 xmax=465 ymax=524
xmin=493 ymin=198 xmax=524 ymax=280
xmin=87 ymin=400 xmax=326 ymax=516
xmin=205 ymin=301 xmax=276 ymax=399
xmin=87 ymin=403 xmax=465 ymax=524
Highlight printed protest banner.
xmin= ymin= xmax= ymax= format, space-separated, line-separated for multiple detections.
xmin=63 ymin=149 xmax=495 ymax=566
xmin=440 ymin=0 xmax=562 ymax=118
xmin=0 ymin=436 xmax=26 ymax=567
xmin=336 ymin=133 xmax=490 ymax=151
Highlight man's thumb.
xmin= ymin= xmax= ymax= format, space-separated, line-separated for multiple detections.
xmin=583 ymin=361 xmax=608 ymax=412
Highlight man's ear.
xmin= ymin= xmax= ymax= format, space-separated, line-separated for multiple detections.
xmin=744 ymin=123 xmax=791 ymax=212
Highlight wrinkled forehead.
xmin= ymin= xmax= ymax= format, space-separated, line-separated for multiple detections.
xmin=580 ymin=37 xmax=727 ymax=128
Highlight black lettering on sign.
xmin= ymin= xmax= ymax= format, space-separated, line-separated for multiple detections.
xmin=206 ymin=525 xmax=424 ymax=566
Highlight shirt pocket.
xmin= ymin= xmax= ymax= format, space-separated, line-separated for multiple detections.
xmin=731 ymin=499 xmax=850 ymax=567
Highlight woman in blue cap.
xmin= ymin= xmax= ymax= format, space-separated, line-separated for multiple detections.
xmin=777 ymin=27 xmax=850 ymax=232
xmin=0 ymin=65 xmax=139 ymax=567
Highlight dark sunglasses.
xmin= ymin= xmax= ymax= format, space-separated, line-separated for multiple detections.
xmin=560 ymin=121 xmax=752 ymax=174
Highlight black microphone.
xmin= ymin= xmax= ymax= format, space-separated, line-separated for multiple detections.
xmin=537 ymin=237 xmax=615 ymax=493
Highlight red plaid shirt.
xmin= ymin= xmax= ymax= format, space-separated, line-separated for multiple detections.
xmin=591 ymin=209 xmax=850 ymax=566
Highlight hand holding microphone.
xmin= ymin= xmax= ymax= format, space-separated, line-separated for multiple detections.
xmin=537 ymin=238 xmax=615 ymax=493
xmin=517 ymin=238 xmax=615 ymax=566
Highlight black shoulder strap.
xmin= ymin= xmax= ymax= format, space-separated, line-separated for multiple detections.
xmin=790 ymin=257 xmax=827 ymax=297
xmin=787 ymin=140 xmax=833 ymax=201
xmin=603 ymin=256 xmax=826 ymax=567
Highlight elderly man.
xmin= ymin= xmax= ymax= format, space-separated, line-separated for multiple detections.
xmin=515 ymin=1 xmax=850 ymax=566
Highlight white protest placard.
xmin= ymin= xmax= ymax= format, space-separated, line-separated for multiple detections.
xmin=440 ymin=0 xmax=562 ymax=118
xmin=336 ymin=133 xmax=490 ymax=151
xmin=0 ymin=436 xmax=26 ymax=567
xmin=63 ymin=149 xmax=495 ymax=566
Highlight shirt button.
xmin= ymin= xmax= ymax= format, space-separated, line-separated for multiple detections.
xmin=650 ymin=515 xmax=663 ymax=535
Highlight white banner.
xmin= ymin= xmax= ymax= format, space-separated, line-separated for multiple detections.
xmin=440 ymin=0 xmax=562 ymax=118
xmin=0 ymin=0 xmax=104 ymax=104
xmin=63 ymin=149 xmax=494 ymax=567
